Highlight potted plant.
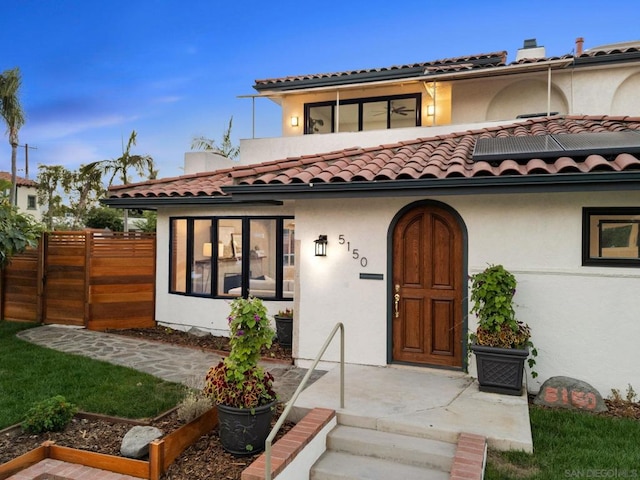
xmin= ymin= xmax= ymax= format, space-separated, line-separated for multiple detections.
xmin=274 ymin=308 xmax=293 ymax=348
xmin=203 ymin=296 xmax=277 ymax=455
xmin=469 ymin=264 xmax=537 ymax=395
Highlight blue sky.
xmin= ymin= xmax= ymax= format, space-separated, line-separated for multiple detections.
xmin=1 ymin=0 xmax=639 ymax=182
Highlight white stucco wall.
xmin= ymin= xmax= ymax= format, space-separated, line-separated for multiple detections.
xmin=291 ymin=190 xmax=640 ymax=397
xmin=154 ymin=189 xmax=640 ymax=398
xmin=16 ymin=184 xmax=42 ymax=221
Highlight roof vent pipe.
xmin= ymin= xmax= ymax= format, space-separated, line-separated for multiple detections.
xmin=575 ymin=37 xmax=584 ymax=56
xmin=515 ymin=38 xmax=546 ymax=61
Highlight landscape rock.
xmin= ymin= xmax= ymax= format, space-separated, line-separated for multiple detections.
xmin=534 ymin=376 xmax=607 ymax=412
xmin=120 ymin=426 xmax=164 ymax=458
xmin=188 ymin=327 xmax=211 ymax=338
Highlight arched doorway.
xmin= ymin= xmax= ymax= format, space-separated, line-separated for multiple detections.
xmin=390 ymin=202 xmax=466 ymax=368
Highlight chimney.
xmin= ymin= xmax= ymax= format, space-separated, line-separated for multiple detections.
xmin=515 ymin=38 xmax=547 ymax=61
xmin=575 ymin=37 xmax=584 ymax=56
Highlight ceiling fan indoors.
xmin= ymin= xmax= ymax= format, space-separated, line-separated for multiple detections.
xmin=373 ymin=102 xmax=415 ymax=116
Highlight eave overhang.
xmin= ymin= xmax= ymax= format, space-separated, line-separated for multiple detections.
xmin=224 ymin=171 xmax=640 ymax=200
xmin=253 ymin=58 xmax=575 ymax=96
xmin=101 ymin=196 xmax=283 ymax=210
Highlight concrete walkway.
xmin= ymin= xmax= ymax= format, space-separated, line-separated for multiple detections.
xmin=293 ymin=363 xmax=533 ymax=452
xmin=16 ymin=325 xmax=321 ymax=403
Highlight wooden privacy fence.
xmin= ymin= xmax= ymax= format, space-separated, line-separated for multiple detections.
xmin=1 ymin=231 xmax=156 ymax=330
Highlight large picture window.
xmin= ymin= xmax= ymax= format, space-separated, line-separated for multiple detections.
xmin=582 ymin=207 xmax=640 ymax=267
xmin=305 ymin=93 xmax=421 ymax=134
xmin=170 ymin=216 xmax=295 ymax=299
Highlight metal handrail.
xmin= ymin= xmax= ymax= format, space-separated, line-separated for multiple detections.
xmin=264 ymin=322 xmax=344 ymax=480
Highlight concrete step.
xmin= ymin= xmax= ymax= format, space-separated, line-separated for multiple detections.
xmin=310 ymin=450 xmax=450 ymax=480
xmin=327 ymin=424 xmax=455 ymax=471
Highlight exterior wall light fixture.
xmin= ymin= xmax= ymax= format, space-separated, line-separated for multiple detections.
xmin=427 ymin=105 xmax=435 ymax=116
xmin=291 ymin=116 xmax=299 ymax=127
xmin=314 ymin=235 xmax=328 ymax=256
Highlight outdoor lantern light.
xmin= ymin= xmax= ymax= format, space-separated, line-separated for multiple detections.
xmin=202 ymin=242 xmax=212 ymax=257
xmin=427 ymin=105 xmax=435 ymax=116
xmin=314 ymin=235 xmax=328 ymax=256
xmin=290 ymin=116 xmax=299 ymax=127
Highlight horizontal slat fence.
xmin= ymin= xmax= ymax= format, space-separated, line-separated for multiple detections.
xmin=1 ymin=231 xmax=156 ymax=330
xmin=1 ymin=246 xmax=41 ymax=322
xmin=87 ymin=232 xmax=156 ymax=330
xmin=44 ymin=232 xmax=86 ymax=326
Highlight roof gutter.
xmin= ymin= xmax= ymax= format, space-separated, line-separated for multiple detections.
xmin=223 ymin=172 xmax=640 ymax=200
xmin=100 ymin=196 xmax=283 ymax=210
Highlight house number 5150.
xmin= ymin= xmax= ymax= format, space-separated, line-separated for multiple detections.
xmin=338 ymin=234 xmax=368 ymax=267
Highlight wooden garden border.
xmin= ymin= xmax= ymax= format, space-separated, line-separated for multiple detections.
xmin=0 ymin=407 xmax=218 ymax=480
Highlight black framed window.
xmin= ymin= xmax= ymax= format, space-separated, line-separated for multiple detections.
xmin=305 ymin=93 xmax=421 ymax=134
xmin=169 ymin=216 xmax=294 ymax=299
xmin=27 ymin=195 xmax=37 ymax=210
xmin=582 ymin=207 xmax=640 ymax=267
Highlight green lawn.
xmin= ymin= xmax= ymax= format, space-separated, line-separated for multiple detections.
xmin=0 ymin=321 xmax=184 ymax=429
xmin=486 ymin=405 xmax=640 ymax=479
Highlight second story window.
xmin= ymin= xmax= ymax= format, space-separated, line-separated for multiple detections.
xmin=27 ymin=195 xmax=37 ymax=210
xmin=305 ymin=93 xmax=421 ymax=134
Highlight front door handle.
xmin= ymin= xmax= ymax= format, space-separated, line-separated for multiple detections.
xmin=394 ymin=284 xmax=400 ymax=318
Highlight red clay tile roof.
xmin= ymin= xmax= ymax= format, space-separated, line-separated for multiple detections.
xmin=107 ymin=169 xmax=233 ymax=199
xmin=254 ymin=44 xmax=640 ymax=92
xmin=107 ymin=115 xmax=640 ymax=201
xmin=253 ymin=52 xmax=507 ymax=91
xmin=0 ymin=171 xmax=37 ymax=187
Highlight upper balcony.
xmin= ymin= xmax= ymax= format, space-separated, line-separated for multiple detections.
xmin=238 ymin=39 xmax=640 ymax=166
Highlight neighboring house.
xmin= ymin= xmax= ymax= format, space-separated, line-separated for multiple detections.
xmin=0 ymin=171 xmax=42 ymax=221
xmin=104 ymin=38 xmax=640 ymax=395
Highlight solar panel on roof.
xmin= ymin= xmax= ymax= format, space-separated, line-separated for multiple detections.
xmin=472 ymin=131 xmax=640 ymax=163
xmin=473 ymin=136 xmax=564 ymax=162
xmin=553 ymin=132 xmax=640 ymax=156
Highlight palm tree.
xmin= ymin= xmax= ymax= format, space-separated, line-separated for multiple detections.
xmin=191 ymin=116 xmax=240 ymax=159
xmin=0 ymin=68 xmax=26 ymax=206
xmin=84 ymin=130 xmax=154 ymax=231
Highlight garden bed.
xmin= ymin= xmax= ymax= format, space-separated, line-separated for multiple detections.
xmin=105 ymin=326 xmax=293 ymax=363
xmin=0 ymin=404 xmax=293 ymax=480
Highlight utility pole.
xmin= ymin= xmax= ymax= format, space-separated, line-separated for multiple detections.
xmin=18 ymin=144 xmax=37 ymax=179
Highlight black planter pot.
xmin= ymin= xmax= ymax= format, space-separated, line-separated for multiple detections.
xmin=471 ymin=343 xmax=529 ymax=396
xmin=217 ymin=401 xmax=276 ymax=456
xmin=274 ymin=315 xmax=293 ymax=348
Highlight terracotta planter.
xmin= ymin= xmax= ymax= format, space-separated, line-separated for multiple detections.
xmin=471 ymin=343 xmax=529 ymax=396
xmin=217 ymin=401 xmax=276 ymax=456
xmin=274 ymin=315 xmax=293 ymax=348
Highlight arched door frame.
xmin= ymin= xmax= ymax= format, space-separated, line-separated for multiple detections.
xmin=386 ymin=199 xmax=469 ymax=370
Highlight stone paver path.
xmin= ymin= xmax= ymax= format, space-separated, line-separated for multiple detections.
xmin=17 ymin=325 xmax=324 ymax=402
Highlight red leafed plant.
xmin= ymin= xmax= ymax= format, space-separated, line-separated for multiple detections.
xmin=203 ymin=296 xmax=277 ymax=408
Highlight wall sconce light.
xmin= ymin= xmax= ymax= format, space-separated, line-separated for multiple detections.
xmin=202 ymin=242 xmax=212 ymax=257
xmin=314 ymin=235 xmax=328 ymax=257
xmin=427 ymin=105 xmax=435 ymax=116
xmin=290 ymin=116 xmax=299 ymax=127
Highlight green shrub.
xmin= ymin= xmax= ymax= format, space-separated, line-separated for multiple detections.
xmin=22 ymin=395 xmax=78 ymax=433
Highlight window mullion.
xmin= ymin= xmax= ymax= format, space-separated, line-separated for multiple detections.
xmin=186 ymin=219 xmax=195 ymax=294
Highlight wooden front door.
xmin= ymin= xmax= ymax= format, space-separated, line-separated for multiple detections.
xmin=392 ymin=204 xmax=464 ymax=368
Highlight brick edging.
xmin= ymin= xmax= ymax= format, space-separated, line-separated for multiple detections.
xmin=241 ymin=408 xmax=335 ymax=480
xmin=450 ymin=432 xmax=487 ymax=480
